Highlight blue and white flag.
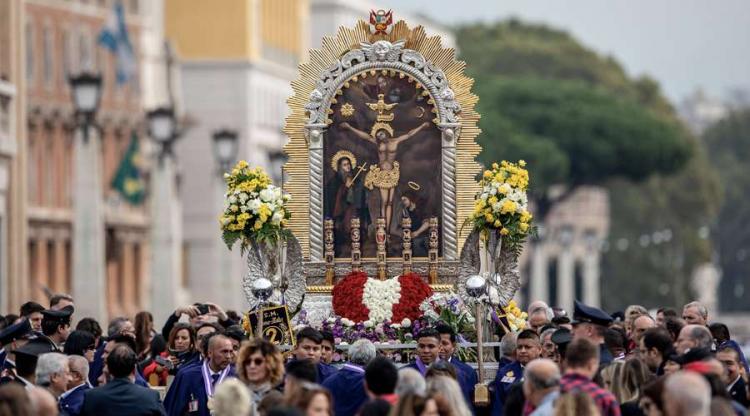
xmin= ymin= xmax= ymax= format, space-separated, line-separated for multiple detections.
xmin=98 ymin=1 xmax=136 ymax=85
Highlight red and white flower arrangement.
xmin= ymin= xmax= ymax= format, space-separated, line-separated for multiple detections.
xmin=332 ymin=271 xmax=433 ymax=324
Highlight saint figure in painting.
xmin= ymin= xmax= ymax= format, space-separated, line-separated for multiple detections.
xmin=324 ymin=150 xmax=370 ymax=255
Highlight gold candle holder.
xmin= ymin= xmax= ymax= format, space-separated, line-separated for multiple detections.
xmin=376 ymin=218 xmax=387 ymax=280
xmin=324 ymin=218 xmax=335 ymax=285
xmin=428 ymin=217 xmax=439 ymax=284
xmin=401 ymin=217 xmax=412 ymax=275
xmin=350 ymin=217 xmax=361 ymax=272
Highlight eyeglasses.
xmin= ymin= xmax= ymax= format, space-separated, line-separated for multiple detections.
xmin=245 ymin=357 xmax=265 ymax=367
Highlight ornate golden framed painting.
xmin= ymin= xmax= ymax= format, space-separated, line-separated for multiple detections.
xmin=283 ymin=17 xmax=482 ymax=288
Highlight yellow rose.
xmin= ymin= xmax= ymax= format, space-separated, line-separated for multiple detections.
xmin=493 ymin=220 xmax=501 ymax=228
xmin=519 ymin=160 xmax=526 ymax=167
xmin=500 ymin=228 xmax=509 ymax=235
xmin=483 ymin=170 xmax=492 ymax=179
xmin=254 ymin=220 xmax=263 ymax=230
xmin=519 ymin=223 xmax=529 ymax=232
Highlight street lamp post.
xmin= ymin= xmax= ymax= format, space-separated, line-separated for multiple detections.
xmin=69 ymin=73 xmax=102 ymax=143
xmin=146 ymin=106 xmax=183 ymax=324
xmin=212 ymin=129 xmax=239 ymax=176
xmin=146 ymin=107 xmax=179 ymax=163
xmin=69 ymin=72 xmax=107 ymax=322
xmin=212 ymin=129 xmax=239 ymax=308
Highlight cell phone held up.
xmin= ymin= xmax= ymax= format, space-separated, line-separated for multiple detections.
xmin=196 ymin=303 xmax=210 ymax=315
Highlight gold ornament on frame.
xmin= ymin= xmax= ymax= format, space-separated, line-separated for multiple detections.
xmin=340 ymin=103 xmax=355 ymax=118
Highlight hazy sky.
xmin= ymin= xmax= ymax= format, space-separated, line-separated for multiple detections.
xmin=375 ymin=0 xmax=750 ymax=104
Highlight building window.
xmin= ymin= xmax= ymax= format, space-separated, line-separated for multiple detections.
xmin=42 ymin=25 xmax=54 ymax=88
xmin=25 ymin=21 xmax=34 ymax=84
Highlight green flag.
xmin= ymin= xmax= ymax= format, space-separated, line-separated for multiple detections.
xmin=111 ymin=131 xmax=145 ymax=205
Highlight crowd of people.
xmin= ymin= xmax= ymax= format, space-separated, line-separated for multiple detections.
xmin=0 ymin=294 xmax=748 ymax=416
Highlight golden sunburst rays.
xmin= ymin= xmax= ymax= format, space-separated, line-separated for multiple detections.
xmin=283 ymin=19 xmax=481 ymax=259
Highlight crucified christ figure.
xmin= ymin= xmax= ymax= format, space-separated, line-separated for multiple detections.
xmin=339 ymin=120 xmax=430 ymax=231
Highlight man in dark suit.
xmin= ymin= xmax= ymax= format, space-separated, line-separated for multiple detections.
xmin=718 ymin=346 xmax=750 ymax=408
xmin=80 ymin=344 xmax=165 ymax=416
xmin=435 ymin=323 xmax=478 ymax=409
xmin=164 ymin=333 xmax=236 ymax=416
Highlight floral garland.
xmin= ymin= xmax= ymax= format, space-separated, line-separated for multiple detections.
xmin=332 ymin=271 xmax=432 ymax=324
xmin=220 ymin=161 xmax=291 ymax=252
xmin=332 ymin=271 xmax=370 ymax=322
xmin=362 ymin=277 xmax=401 ymax=323
xmin=467 ymin=160 xmax=533 ymax=250
xmin=392 ymin=273 xmax=433 ymax=323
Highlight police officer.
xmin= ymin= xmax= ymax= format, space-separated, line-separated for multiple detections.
xmin=570 ymin=300 xmax=614 ymax=365
xmin=31 ymin=307 xmax=74 ymax=352
xmin=0 ymin=319 xmax=34 ymax=384
xmin=491 ymin=329 xmax=541 ymax=415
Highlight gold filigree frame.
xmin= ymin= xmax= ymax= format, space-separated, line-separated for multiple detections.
xmin=283 ymin=20 xmax=481 ymax=270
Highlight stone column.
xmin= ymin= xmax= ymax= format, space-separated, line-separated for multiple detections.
xmin=121 ymin=235 xmax=135 ymax=315
xmin=72 ymin=124 xmax=107 ymax=322
xmin=149 ymin=156 xmax=183 ymax=325
xmin=54 ymin=236 xmax=67 ymax=294
xmin=582 ymin=250 xmax=601 ymax=307
xmin=556 ymin=247 xmax=575 ymax=314
xmin=529 ymin=241 xmax=548 ymax=304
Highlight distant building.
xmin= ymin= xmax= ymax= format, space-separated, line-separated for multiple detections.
xmin=165 ymin=0 xmax=310 ymax=311
xmin=526 ymin=186 xmax=610 ymax=311
xmin=0 ymin=0 xmax=171 ymax=320
xmin=679 ymin=89 xmax=729 ymax=135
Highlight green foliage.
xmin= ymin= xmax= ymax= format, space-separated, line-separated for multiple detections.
xmin=456 ymin=18 xmax=720 ymax=310
xmin=476 ymin=77 xmax=691 ymax=193
xmin=702 ymin=109 xmax=750 ymax=311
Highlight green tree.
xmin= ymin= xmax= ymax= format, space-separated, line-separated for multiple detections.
xmin=702 ymin=109 xmax=750 ymax=311
xmin=456 ymin=19 xmax=720 ymax=310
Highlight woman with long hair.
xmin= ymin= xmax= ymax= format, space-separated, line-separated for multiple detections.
xmin=141 ymin=323 xmax=197 ymax=385
xmin=287 ymin=382 xmax=333 ymax=416
xmin=616 ymin=358 xmax=654 ymax=415
xmin=236 ymin=338 xmax=286 ymax=414
xmin=426 ymin=376 xmax=470 ymax=416
xmin=553 ymin=392 xmax=599 ymax=416
xmin=388 ymin=392 xmax=447 ymax=416
xmin=134 ymin=311 xmax=154 ymax=360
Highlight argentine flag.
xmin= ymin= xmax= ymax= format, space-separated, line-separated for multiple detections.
xmin=98 ymin=1 xmax=136 ymax=85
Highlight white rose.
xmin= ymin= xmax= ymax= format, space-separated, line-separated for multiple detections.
xmin=492 ymin=202 xmax=502 ymax=212
xmin=272 ymin=211 xmax=283 ymax=224
xmin=364 ymin=320 xmax=374 ymax=328
xmin=326 ymin=317 xmax=336 ymax=324
xmin=340 ymin=341 xmax=349 ymax=346
xmin=401 ymin=318 xmax=411 ymax=328
xmin=259 ymin=188 xmax=274 ymax=202
xmin=247 ymin=199 xmax=261 ymax=213
xmin=239 ymin=193 xmax=249 ymax=203
xmin=228 ymin=196 xmax=237 ymax=204
xmin=391 ymin=324 xmax=401 ymax=329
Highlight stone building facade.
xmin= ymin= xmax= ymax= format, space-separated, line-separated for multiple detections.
xmin=1 ymin=0 xmax=172 ymax=321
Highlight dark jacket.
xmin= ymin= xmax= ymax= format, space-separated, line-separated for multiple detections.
xmin=59 ymin=383 xmax=90 ymax=416
xmin=81 ymin=378 xmax=165 ymax=416
xmin=322 ymin=363 xmax=368 ymax=416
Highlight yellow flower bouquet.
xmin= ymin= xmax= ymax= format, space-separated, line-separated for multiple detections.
xmin=467 ymin=160 xmax=534 ymax=250
xmin=220 ymin=161 xmax=291 ymax=252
